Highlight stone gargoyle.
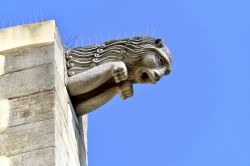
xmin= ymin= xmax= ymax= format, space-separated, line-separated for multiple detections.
xmin=65 ymin=36 xmax=172 ymax=116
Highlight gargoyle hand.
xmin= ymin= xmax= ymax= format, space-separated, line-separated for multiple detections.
xmin=112 ymin=62 xmax=128 ymax=83
xmin=118 ymin=81 xmax=133 ymax=100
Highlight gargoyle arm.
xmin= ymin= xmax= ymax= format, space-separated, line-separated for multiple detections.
xmin=67 ymin=61 xmax=127 ymax=96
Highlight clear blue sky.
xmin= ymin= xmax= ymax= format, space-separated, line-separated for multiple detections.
xmin=1 ymin=0 xmax=250 ymax=165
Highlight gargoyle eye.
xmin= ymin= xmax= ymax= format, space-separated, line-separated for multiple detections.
xmin=155 ymin=39 xmax=164 ymax=48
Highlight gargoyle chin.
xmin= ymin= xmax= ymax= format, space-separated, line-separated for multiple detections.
xmin=65 ymin=36 xmax=172 ymax=116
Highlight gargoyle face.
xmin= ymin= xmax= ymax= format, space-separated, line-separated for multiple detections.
xmin=134 ymin=39 xmax=172 ymax=84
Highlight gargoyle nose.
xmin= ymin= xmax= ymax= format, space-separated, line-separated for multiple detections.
xmin=154 ymin=71 xmax=161 ymax=81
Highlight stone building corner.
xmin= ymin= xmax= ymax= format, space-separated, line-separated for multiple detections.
xmin=0 ymin=20 xmax=88 ymax=166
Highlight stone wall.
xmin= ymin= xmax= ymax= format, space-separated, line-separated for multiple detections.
xmin=0 ymin=21 xmax=88 ymax=166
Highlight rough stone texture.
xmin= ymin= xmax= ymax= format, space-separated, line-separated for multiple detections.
xmin=7 ymin=91 xmax=55 ymax=127
xmin=0 ymin=21 xmax=87 ymax=166
xmin=0 ymin=119 xmax=55 ymax=156
xmin=0 ymin=64 xmax=55 ymax=99
xmin=0 ymin=45 xmax=54 ymax=75
xmin=10 ymin=147 xmax=55 ymax=166
xmin=0 ymin=99 xmax=10 ymax=132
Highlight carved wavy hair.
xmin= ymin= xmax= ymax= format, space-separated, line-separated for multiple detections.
xmin=66 ymin=36 xmax=166 ymax=77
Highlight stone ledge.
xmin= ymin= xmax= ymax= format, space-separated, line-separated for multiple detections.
xmin=0 ymin=20 xmax=56 ymax=54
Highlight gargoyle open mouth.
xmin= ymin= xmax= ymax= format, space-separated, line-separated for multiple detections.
xmin=141 ymin=72 xmax=149 ymax=80
xmin=141 ymin=72 xmax=157 ymax=83
xmin=136 ymin=69 xmax=161 ymax=84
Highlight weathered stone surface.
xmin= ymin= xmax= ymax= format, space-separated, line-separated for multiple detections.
xmin=55 ymin=136 xmax=68 ymax=166
xmin=0 ymin=119 xmax=54 ymax=156
xmin=0 ymin=20 xmax=56 ymax=54
xmin=8 ymin=91 xmax=55 ymax=127
xmin=0 ymin=64 xmax=55 ymax=99
xmin=54 ymin=31 xmax=66 ymax=84
xmin=55 ymin=89 xmax=84 ymax=166
xmin=10 ymin=147 xmax=55 ymax=166
xmin=0 ymin=99 xmax=10 ymax=132
xmin=0 ymin=45 xmax=54 ymax=75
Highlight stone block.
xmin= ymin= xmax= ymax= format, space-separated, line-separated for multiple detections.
xmin=0 ymin=45 xmax=54 ymax=75
xmin=0 ymin=119 xmax=54 ymax=156
xmin=0 ymin=64 xmax=55 ymax=99
xmin=0 ymin=20 xmax=56 ymax=54
xmin=8 ymin=91 xmax=55 ymax=127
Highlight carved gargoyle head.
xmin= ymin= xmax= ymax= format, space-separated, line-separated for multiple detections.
xmin=66 ymin=36 xmax=172 ymax=83
xmin=128 ymin=38 xmax=172 ymax=84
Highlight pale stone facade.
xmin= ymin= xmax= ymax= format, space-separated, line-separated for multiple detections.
xmin=0 ymin=21 xmax=87 ymax=166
